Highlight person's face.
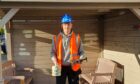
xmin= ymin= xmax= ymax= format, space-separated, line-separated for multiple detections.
xmin=61 ymin=23 xmax=72 ymax=36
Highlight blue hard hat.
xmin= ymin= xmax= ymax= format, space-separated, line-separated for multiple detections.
xmin=61 ymin=14 xmax=72 ymax=23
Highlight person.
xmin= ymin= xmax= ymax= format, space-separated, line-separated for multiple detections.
xmin=50 ymin=14 xmax=85 ymax=84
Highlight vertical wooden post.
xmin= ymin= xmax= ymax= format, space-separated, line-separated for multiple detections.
xmin=0 ymin=8 xmax=19 ymax=28
xmin=98 ymin=15 xmax=105 ymax=58
xmin=6 ymin=22 xmax=12 ymax=60
xmin=0 ymin=42 xmax=4 ymax=84
xmin=0 ymin=8 xmax=19 ymax=84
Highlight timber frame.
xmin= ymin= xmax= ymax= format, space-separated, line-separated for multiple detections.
xmin=0 ymin=1 xmax=140 ymax=84
xmin=0 ymin=2 xmax=140 ymax=9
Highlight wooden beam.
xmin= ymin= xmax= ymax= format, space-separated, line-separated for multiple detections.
xmin=0 ymin=2 xmax=140 ymax=9
xmin=0 ymin=8 xmax=19 ymax=28
xmin=130 ymin=8 xmax=140 ymax=20
xmin=1 ymin=0 xmax=140 ymax=3
xmin=0 ymin=8 xmax=19 ymax=84
xmin=13 ymin=16 xmax=99 ymax=20
xmin=15 ymin=9 xmax=109 ymax=16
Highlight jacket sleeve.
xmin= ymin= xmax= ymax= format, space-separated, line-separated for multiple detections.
xmin=50 ymin=36 xmax=58 ymax=65
xmin=50 ymin=37 xmax=56 ymax=58
xmin=78 ymin=37 xmax=85 ymax=59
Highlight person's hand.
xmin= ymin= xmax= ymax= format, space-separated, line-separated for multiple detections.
xmin=71 ymin=60 xmax=80 ymax=65
xmin=51 ymin=57 xmax=58 ymax=66
xmin=54 ymin=62 xmax=59 ymax=66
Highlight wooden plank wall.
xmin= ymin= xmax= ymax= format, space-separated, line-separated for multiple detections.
xmin=104 ymin=12 xmax=140 ymax=84
xmin=11 ymin=18 xmax=101 ymax=84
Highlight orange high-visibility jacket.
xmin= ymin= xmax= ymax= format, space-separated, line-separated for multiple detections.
xmin=53 ymin=31 xmax=81 ymax=71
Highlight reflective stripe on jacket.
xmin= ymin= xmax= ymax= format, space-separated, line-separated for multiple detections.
xmin=53 ymin=31 xmax=81 ymax=71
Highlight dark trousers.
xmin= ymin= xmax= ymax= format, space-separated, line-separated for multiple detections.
xmin=1 ymin=44 xmax=7 ymax=54
xmin=56 ymin=65 xmax=81 ymax=84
